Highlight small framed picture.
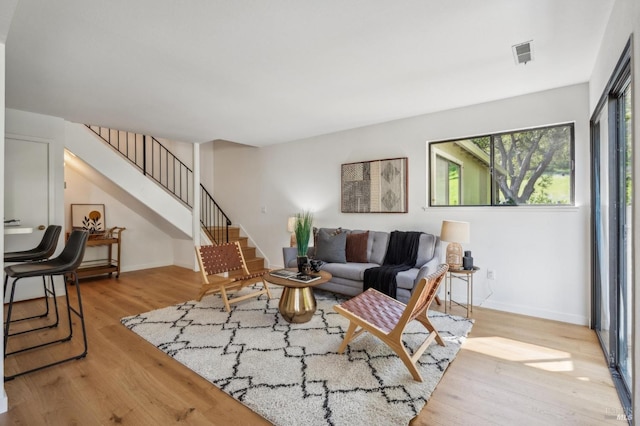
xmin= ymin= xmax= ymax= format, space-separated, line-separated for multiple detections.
xmin=71 ymin=204 xmax=106 ymax=233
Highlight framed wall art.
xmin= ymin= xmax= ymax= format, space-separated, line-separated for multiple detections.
xmin=341 ymin=157 xmax=408 ymax=213
xmin=71 ymin=203 xmax=106 ymax=233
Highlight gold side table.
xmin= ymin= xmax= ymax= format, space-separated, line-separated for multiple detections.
xmin=445 ymin=266 xmax=479 ymax=318
xmin=263 ymin=269 xmax=332 ymax=323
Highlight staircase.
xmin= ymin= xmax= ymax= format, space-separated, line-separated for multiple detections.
xmin=221 ymin=227 xmax=269 ymax=275
xmin=84 ymin=124 xmax=235 ymax=245
xmin=69 ymin=123 xmax=268 ymax=272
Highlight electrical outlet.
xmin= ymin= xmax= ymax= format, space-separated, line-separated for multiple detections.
xmin=260 ymin=206 xmax=267 ymax=213
xmin=487 ymin=269 xmax=496 ymax=280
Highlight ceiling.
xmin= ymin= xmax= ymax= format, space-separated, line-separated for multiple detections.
xmin=4 ymin=0 xmax=613 ymax=146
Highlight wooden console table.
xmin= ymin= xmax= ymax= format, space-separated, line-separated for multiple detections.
xmin=70 ymin=227 xmax=125 ymax=279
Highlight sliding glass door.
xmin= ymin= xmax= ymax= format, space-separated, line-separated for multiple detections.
xmin=618 ymin=84 xmax=632 ymax=388
xmin=590 ymin=40 xmax=632 ymax=416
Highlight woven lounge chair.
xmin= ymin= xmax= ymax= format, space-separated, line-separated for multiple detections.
xmin=334 ymin=263 xmax=448 ymax=382
xmin=195 ymin=242 xmax=271 ymax=311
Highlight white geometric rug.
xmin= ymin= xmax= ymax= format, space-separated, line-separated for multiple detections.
xmin=121 ymin=286 xmax=473 ymax=425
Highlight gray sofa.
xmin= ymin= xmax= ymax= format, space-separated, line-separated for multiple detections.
xmin=283 ymin=228 xmax=442 ymax=304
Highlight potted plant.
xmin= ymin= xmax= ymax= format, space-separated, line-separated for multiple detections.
xmin=294 ymin=211 xmax=313 ymax=273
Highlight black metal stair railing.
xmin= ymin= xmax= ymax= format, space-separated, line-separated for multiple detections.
xmin=201 ymin=185 xmax=231 ymax=244
xmin=85 ymin=125 xmax=231 ymax=244
xmin=87 ymin=125 xmax=192 ymax=206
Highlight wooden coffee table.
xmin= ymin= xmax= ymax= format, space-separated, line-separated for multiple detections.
xmin=263 ymin=269 xmax=332 ymax=323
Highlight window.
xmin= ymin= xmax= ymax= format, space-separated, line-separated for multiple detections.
xmin=434 ymin=154 xmax=461 ymax=205
xmin=429 ymin=123 xmax=575 ymax=206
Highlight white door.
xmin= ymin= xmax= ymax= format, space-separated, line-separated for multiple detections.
xmin=4 ymin=137 xmax=53 ymax=302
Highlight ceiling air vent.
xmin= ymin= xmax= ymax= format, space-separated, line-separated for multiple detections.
xmin=512 ymin=41 xmax=533 ymax=65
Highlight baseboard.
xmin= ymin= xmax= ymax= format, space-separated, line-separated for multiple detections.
xmin=120 ymin=261 xmax=173 ymax=273
xmin=173 ymin=259 xmax=196 ymax=270
xmin=435 ymin=286 xmax=588 ymax=326
xmin=480 ymin=299 xmax=588 ymax=326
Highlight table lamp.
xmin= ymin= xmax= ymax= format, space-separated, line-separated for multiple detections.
xmin=287 ymin=216 xmax=297 ymax=247
xmin=440 ymin=220 xmax=470 ymax=269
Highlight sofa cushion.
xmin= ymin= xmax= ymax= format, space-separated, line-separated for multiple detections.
xmin=315 ymin=228 xmax=347 ymax=263
xmin=346 ymin=231 xmax=369 ymax=263
xmin=316 ymin=277 xmax=363 ymax=296
xmin=415 ymin=233 xmax=437 ymax=268
xmin=320 ymin=262 xmax=378 ymax=281
xmin=368 ymin=231 xmax=389 ymax=265
xmin=313 ymin=227 xmax=344 ymax=248
xmin=396 ymin=268 xmax=420 ymax=290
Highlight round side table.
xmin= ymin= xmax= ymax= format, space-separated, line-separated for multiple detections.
xmin=445 ymin=266 xmax=479 ymax=318
xmin=263 ymin=269 xmax=332 ymax=323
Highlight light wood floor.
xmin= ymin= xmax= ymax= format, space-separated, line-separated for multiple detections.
xmin=0 ymin=266 xmax=624 ymax=425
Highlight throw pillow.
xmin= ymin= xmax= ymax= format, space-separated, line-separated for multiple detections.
xmin=314 ymin=228 xmax=347 ymax=263
xmin=346 ymin=231 xmax=369 ymax=263
xmin=313 ymin=226 xmax=342 ymax=248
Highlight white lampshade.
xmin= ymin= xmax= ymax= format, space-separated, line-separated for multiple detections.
xmin=440 ymin=220 xmax=470 ymax=269
xmin=440 ymin=220 xmax=470 ymax=244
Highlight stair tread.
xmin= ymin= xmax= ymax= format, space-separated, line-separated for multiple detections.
xmin=202 ymin=225 xmax=265 ymax=272
xmin=229 ymin=267 xmax=270 ymax=277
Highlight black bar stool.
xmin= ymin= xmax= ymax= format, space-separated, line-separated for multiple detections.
xmin=4 ymin=229 xmax=89 ymax=380
xmin=3 ymin=225 xmax=62 ymax=326
xmin=4 ymin=225 xmax=62 ymax=263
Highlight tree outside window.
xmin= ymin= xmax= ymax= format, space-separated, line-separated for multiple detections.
xmin=429 ymin=123 xmax=574 ymax=206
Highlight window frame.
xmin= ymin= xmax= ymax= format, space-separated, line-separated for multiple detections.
xmin=428 ymin=122 xmax=576 ymax=207
xmin=589 ymin=38 xmax=632 ymax=419
xmin=431 ymin=148 xmax=463 ymax=205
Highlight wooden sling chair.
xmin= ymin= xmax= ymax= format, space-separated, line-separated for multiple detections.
xmin=333 ymin=263 xmax=449 ymax=382
xmin=195 ymin=242 xmax=271 ymax=312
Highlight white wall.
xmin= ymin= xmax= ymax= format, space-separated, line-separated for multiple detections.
xmin=5 ymin=109 xmax=193 ymax=273
xmin=5 ymin=110 xmax=66 ymax=233
xmin=156 ymin=137 xmax=194 ymax=169
xmin=64 ymin=157 xmax=176 ymax=272
xmin=65 ymin=123 xmax=193 ymax=237
xmin=214 ymin=84 xmax=591 ymax=325
xmin=200 ymin=141 xmax=215 ymax=193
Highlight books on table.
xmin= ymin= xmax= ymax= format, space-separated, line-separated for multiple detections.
xmin=287 ymin=273 xmax=321 ymax=283
xmin=270 ymin=269 xmax=321 ymax=283
xmin=270 ymin=269 xmax=298 ymax=278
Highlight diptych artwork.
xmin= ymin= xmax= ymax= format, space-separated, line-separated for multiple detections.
xmin=341 ymin=157 xmax=408 ymax=213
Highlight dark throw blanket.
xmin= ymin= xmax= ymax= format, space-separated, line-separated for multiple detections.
xmin=363 ymin=231 xmax=422 ymax=299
